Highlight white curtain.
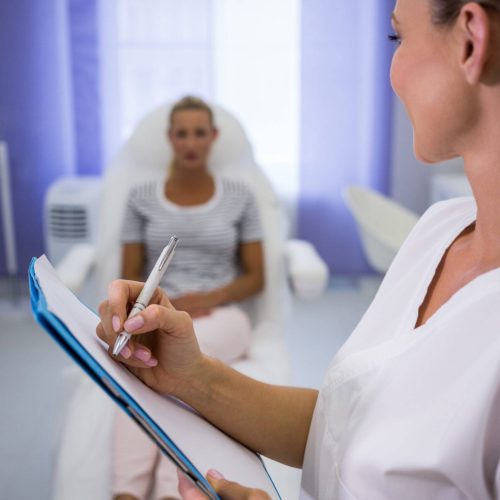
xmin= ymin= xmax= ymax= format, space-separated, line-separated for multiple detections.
xmin=100 ymin=0 xmax=300 ymax=205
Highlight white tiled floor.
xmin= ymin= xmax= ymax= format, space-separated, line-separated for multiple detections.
xmin=0 ymin=276 xmax=380 ymax=500
xmin=0 ymin=297 xmax=72 ymax=500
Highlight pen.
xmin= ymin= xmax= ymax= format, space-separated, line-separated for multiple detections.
xmin=112 ymin=235 xmax=179 ymax=357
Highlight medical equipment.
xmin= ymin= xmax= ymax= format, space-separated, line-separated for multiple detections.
xmin=343 ymin=185 xmax=419 ymax=274
xmin=0 ymin=141 xmax=18 ymax=299
xmin=44 ymin=176 xmax=101 ymax=266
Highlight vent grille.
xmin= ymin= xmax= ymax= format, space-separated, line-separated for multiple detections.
xmin=48 ymin=205 xmax=89 ymax=239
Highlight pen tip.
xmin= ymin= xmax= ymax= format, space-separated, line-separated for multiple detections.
xmin=112 ymin=337 xmax=126 ymax=357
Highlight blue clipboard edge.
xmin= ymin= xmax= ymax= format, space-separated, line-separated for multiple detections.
xmin=28 ymin=257 xmax=221 ymax=500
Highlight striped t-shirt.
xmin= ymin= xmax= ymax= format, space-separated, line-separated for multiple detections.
xmin=121 ymin=176 xmax=262 ymax=298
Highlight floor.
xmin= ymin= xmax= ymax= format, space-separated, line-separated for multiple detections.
xmin=0 ymin=276 xmax=380 ymax=500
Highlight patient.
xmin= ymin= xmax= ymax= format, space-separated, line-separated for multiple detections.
xmin=112 ymin=96 xmax=264 ymax=500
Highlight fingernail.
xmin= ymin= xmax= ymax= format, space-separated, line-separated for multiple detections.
xmin=146 ymin=357 xmax=158 ymax=367
xmin=133 ymin=348 xmax=151 ymax=362
xmin=112 ymin=315 xmax=121 ymax=333
xmin=207 ymin=469 xmax=225 ymax=480
xmin=124 ymin=316 xmax=144 ymax=332
xmin=120 ymin=345 xmax=132 ymax=359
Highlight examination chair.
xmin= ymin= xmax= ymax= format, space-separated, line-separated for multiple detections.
xmin=51 ymin=103 xmax=329 ymax=500
xmin=343 ymin=185 xmax=419 ymax=274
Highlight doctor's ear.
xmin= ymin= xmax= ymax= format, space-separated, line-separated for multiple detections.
xmin=455 ymin=3 xmax=499 ymax=85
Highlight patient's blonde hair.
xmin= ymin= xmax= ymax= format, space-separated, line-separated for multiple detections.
xmin=168 ymin=95 xmax=215 ymax=128
xmin=167 ymin=96 xmax=216 ymax=176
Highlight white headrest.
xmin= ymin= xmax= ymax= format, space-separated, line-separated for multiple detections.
xmin=124 ymin=103 xmax=256 ymax=172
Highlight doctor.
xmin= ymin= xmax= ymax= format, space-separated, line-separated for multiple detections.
xmin=97 ymin=0 xmax=500 ymax=498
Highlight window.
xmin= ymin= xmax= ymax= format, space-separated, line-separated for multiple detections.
xmin=103 ymin=0 xmax=300 ymax=204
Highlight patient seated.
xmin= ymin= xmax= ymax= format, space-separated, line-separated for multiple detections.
xmin=113 ymin=96 xmax=264 ymax=500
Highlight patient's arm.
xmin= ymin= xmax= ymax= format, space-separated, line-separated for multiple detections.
xmin=121 ymin=242 xmax=145 ymax=281
xmin=216 ymin=240 xmax=264 ymax=302
xmin=171 ymin=241 xmax=264 ymax=316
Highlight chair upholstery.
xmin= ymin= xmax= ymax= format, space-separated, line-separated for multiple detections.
xmin=343 ymin=185 xmax=419 ymax=274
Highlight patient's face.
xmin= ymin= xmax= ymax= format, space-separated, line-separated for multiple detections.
xmin=168 ymin=110 xmax=217 ymax=171
xmin=390 ymin=0 xmax=474 ymax=163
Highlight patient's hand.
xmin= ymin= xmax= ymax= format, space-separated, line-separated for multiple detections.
xmin=171 ymin=291 xmax=224 ymax=318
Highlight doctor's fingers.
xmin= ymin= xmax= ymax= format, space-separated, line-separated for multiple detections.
xmin=207 ymin=475 xmax=271 ymax=500
xmin=95 ymin=321 xmax=158 ymax=367
xmin=97 ymin=280 xmax=168 ymax=352
xmin=105 ymin=279 xmax=173 ymax=329
xmin=177 ymin=469 xmax=271 ymax=500
xmin=178 ymin=472 xmax=208 ymax=499
xmin=120 ymin=304 xmax=195 ymax=341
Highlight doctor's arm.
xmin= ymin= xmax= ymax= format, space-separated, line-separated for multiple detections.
xmin=179 ymin=356 xmax=318 ymax=468
xmin=96 ymin=279 xmax=317 ymax=468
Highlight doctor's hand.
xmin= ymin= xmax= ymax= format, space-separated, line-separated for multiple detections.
xmin=96 ymin=279 xmax=204 ymax=396
xmin=178 ymin=470 xmax=271 ymax=500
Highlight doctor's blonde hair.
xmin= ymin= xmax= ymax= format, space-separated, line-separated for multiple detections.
xmin=431 ymin=0 xmax=500 ymax=25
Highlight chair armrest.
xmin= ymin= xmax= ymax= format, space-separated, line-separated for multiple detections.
xmin=285 ymin=239 xmax=329 ymax=300
xmin=55 ymin=243 xmax=97 ymax=293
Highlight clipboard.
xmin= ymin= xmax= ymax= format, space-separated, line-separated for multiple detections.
xmin=29 ymin=255 xmax=280 ymax=499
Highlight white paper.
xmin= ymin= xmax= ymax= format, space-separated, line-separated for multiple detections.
xmin=34 ymin=255 xmax=278 ymax=497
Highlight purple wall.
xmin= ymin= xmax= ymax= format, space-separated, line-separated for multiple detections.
xmin=0 ymin=0 xmax=76 ymax=277
xmin=0 ymin=0 xmax=103 ymax=277
xmin=68 ymin=0 xmax=103 ymax=175
xmin=298 ymin=0 xmax=395 ymax=274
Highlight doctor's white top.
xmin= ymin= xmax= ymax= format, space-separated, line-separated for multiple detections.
xmin=301 ymin=197 xmax=500 ymax=500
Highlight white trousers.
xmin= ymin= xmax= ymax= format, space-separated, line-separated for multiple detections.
xmin=112 ymin=305 xmax=252 ymax=499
